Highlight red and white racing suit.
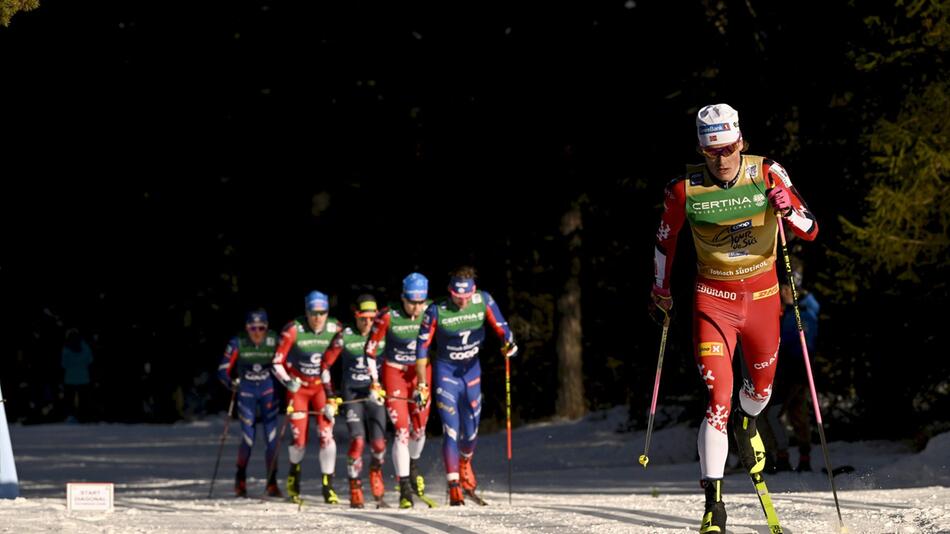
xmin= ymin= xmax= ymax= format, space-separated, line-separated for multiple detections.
xmin=654 ymin=156 xmax=818 ymax=479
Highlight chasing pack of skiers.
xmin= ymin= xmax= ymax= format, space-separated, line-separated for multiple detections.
xmin=216 ymin=269 xmax=517 ymax=508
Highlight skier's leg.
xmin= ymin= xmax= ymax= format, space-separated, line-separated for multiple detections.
xmin=286 ymin=388 xmax=312 ymax=499
xmin=234 ymin=388 xmax=256 ymax=497
xmin=367 ymin=398 xmax=388 ymax=500
xmin=458 ymin=361 xmax=482 ymax=492
xmin=407 ymin=363 xmax=431 ymax=498
xmin=733 ymin=288 xmax=781 ymax=474
xmin=693 ymin=307 xmax=738 ymax=480
xmin=261 ymin=383 xmax=280 ymax=481
xmin=236 ymin=389 xmax=256 ymax=471
xmin=435 ymin=363 xmax=463 ymax=481
xmin=314 ymin=387 xmax=339 ymax=503
xmin=408 ymin=362 xmax=432 ymax=461
xmin=384 ymin=365 xmax=411 ymax=480
xmin=344 ymin=399 xmax=367 ymax=480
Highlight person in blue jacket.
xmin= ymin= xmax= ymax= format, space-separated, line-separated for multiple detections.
xmin=760 ymin=267 xmax=820 ymax=473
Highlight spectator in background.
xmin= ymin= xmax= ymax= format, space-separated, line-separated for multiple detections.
xmin=760 ymin=266 xmax=820 ymax=473
xmin=62 ymin=328 xmax=93 ymax=423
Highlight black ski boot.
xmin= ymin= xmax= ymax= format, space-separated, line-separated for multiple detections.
xmin=409 ymin=458 xmax=425 ymax=496
xmin=699 ymin=479 xmax=726 ymax=533
xmin=732 ymin=407 xmax=766 ymax=474
xmin=234 ymin=466 xmax=247 ymax=498
xmin=398 ymin=477 xmax=414 ymax=509
xmin=287 ymin=463 xmax=302 ymax=503
xmin=322 ymin=473 xmax=340 ymax=504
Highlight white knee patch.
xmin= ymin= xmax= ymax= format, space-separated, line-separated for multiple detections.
xmin=698 ymin=421 xmax=729 ymax=479
xmin=289 ymin=445 xmax=305 ymax=464
xmin=740 ymin=378 xmax=772 ymax=416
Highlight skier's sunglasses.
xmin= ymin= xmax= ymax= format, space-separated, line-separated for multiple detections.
xmin=247 ymin=325 xmax=267 ymax=332
xmin=699 ymin=139 xmax=742 ymax=158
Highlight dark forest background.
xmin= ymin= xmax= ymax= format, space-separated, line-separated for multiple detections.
xmin=2 ymin=1 xmax=947 ymax=446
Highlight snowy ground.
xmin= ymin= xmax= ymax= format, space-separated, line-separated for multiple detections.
xmin=3 ymin=407 xmax=949 ymax=533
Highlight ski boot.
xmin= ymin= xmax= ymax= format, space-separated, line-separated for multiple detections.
xmin=732 ymin=407 xmax=766 ymax=475
xmin=398 ymin=477 xmax=414 ymax=509
xmin=409 ymin=458 xmax=426 ymax=496
xmin=369 ymin=458 xmax=387 ymax=507
xmin=733 ymin=407 xmax=785 ymax=532
xmin=459 ymin=456 xmax=477 ymax=492
xmin=448 ymin=480 xmax=465 ymax=506
xmin=322 ymin=474 xmax=340 ymax=504
xmin=349 ymin=478 xmax=364 ymax=509
xmin=409 ymin=458 xmax=436 ymax=507
xmin=234 ymin=467 xmax=247 ymax=498
xmin=287 ymin=463 xmax=302 ymax=503
xmin=699 ymin=479 xmax=726 ymax=533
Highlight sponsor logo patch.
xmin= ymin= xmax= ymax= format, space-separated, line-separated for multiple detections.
xmin=699 ymin=342 xmax=724 ymax=357
xmin=698 ymin=123 xmax=731 ymax=134
xmin=752 ymin=284 xmax=780 ymax=300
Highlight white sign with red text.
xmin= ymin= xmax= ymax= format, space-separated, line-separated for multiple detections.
xmin=67 ymin=482 xmax=114 ymax=512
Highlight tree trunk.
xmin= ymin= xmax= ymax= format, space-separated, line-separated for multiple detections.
xmin=556 ymin=202 xmax=586 ymax=419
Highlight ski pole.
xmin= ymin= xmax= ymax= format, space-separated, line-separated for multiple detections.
xmin=639 ymin=313 xmax=670 ymax=468
xmin=776 ymin=212 xmax=845 ymax=532
xmin=208 ymin=387 xmax=238 ymax=498
xmin=266 ymin=404 xmax=293 ymax=488
xmin=505 ymin=350 xmax=513 ymax=505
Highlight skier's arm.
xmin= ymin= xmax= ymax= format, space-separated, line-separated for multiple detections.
xmin=271 ymin=322 xmax=297 ymax=384
xmin=763 ymin=159 xmax=819 ymax=240
xmin=415 ymin=303 xmax=438 ymax=363
xmin=218 ymin=338 xmax=240 ymax=387
xmin=483 ymin=291 xmax=516 ymax=357
xmin=654 ymin=178 xmax=687 ymax=290
xmin=321 ymin=331 xmax=345 ymax=393
xmin=364 ymin=309 xmax=390 ymax=382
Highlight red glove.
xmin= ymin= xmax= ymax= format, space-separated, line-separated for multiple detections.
xmin=648 ymin=286 xmax=673 ymax=324
xmin=766 ymin=188 xmax=792 ymax=216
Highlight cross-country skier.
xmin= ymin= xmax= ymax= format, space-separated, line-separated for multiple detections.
xmin=416 ymin=266 xmax=517 ymax=506
xmin=364 ymin=272 xmax=434 ymax=508
xmin=649 ymin=103 xmax=818 ymax=533
xmin=272 ymin=291 xmax=344 ymax=504
xmin=321 ymin=294 xmax=389 ymax=508
xmin=217 ymin=309 xmax=281 ymax=498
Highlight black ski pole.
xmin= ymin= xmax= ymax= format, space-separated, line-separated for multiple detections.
xmin=208 ymin=387 xmax=238 ymax=498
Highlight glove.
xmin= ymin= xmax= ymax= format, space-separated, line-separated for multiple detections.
xmin=230 ymin=378 xmax=241 ymax=391
xmin=414 ymin=383 xmax=429 ymax=406
xmin=369 ymin=382 xmax=386 ymax=406
xmin=322 ymin=397 xmax=341 ymax=420
xmin=502 ymin=341 xmax=518 ymax=358
xmin=766 ymin=188 xmax=792 ymax=217
xmin=285 ymin=377 xmax=302 ymax=393
xmin=648 ymin=286 xmax=673 ymax=325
